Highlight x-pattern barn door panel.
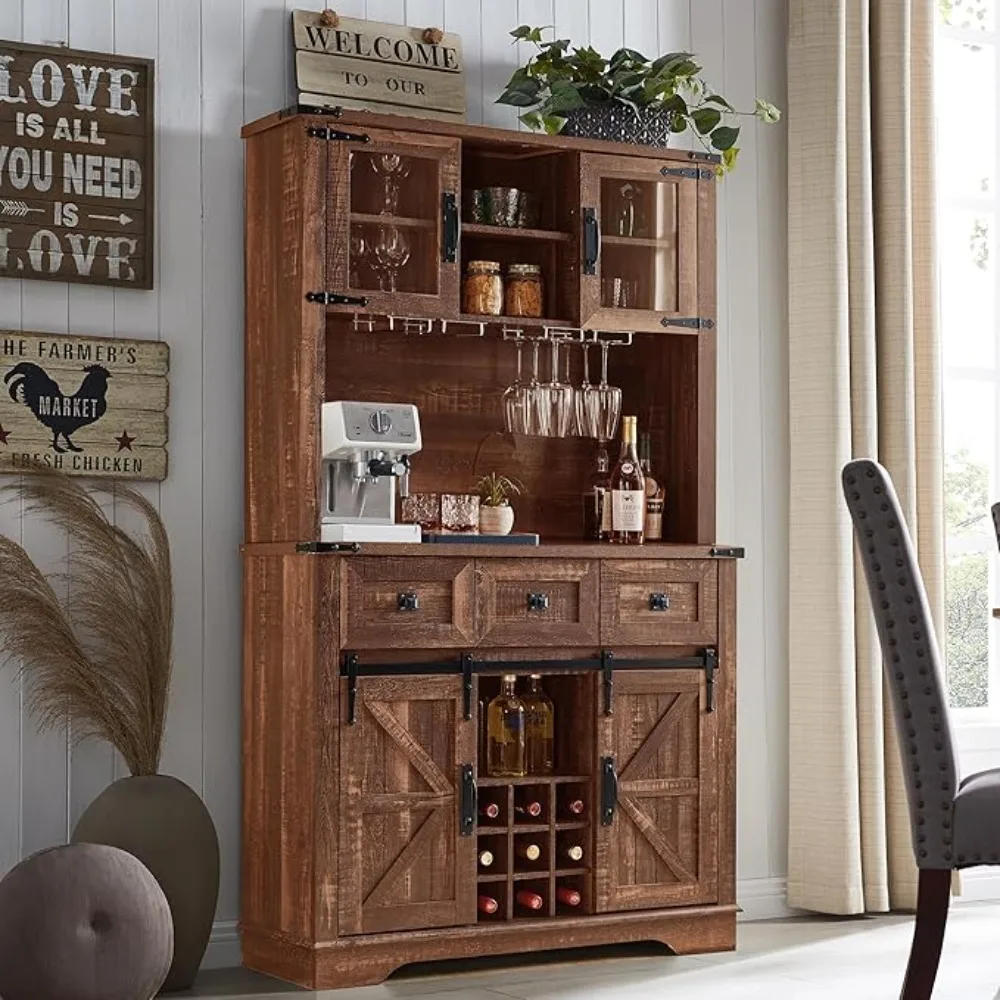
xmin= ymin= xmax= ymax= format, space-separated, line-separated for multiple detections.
xmin=339 ymin=675 xmax=475 ymax=935
xmin=596 ymin=670 xmax=718 ymax=911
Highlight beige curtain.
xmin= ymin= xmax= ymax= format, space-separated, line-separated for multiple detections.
xmin=787 ymin=0 xmax=944 ymax=914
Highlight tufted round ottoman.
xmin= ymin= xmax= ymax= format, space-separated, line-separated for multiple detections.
xmin=0 ymin=842 xmax=173 ymax=1000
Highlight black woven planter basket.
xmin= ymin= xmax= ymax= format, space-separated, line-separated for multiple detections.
xmin=559 ymin=104 xmax=676 ymax=147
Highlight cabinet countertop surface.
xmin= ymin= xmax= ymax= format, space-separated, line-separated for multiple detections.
xmin=240 ymin=541 xmax=744 ymax=559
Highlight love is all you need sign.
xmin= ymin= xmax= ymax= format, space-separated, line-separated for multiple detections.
xmin=293 ymin=10 xmax=465 ymax=122
xmin=0 ymin=330 xmax=169 ymax=481
xmin=0 ymin=41 xmax=153 ymax=288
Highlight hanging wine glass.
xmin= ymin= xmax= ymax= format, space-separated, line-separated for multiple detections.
xmin=526 ymin=339 xmax=548 ymax=437
xmin=502 ymin=338 xmax=528 ymax=434
xmin=349 ymin=225 xmax=367 ymax=289
xmin=576 ymin=341 xmax=601 ymax=439
xmin=370 ymin=153 xmax=411 ymax=215
xmin=596 ymin=340 xmax=622 ymax=443
xmin=545 ymin=339 xmax=575 ymax=438
xmin=372 ymin=226 xmax=411 ymax=293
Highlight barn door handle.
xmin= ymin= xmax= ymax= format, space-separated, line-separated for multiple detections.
xmin=442 ymin=192 xmax=459 ymax=263
xmin=397 ymin=591 xmax=420 ymax=612
xmin=600 ymin=756 xmax=618 ymax=826
xmin=527 ymin=592 xmax=550 ymax=612
xmin=583 ymin=207 xmax=601 ymax=275
xmin=459 ymin=764 xmax=476 ymax=836
xmin=649 ymin=592 xmax=670 ymax=612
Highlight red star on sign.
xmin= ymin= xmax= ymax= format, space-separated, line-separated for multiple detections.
xmin=115 ymin=430 xmax=135 ymax=452
xmin=0 ymin=425 xmax=10 ymax=445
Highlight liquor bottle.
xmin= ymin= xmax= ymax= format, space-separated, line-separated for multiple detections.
xmin=478 ymin=895 xmax=500 ymax=915
xmin=610 ymin=416 xmax=645 ymax=544
xmin=515 ymin=890 xmax=544 ymax=911
xmin=555 ymin=887 xmax=582 ymax=907
xmin=561 ymin=844 xmax=584 ymax=863
xmin=479 ymin=849 xmax=495 ymax=868
xmin=582 ymin=442 xmax=611 ymax=540
xmin=639 ymin=432 xmax=663 ymax=541
xmin=487 ymin=674 xmax=526 ymax=777
xmin=514 ymin=800 xmax=543 ymax=819
xmin=522 ymin=675 xmax=554 ymax=775
xmin=563 ymin=798 xmax=585 ymax=817
xmin=479 ymin=801 xmax=501 ymax=821
xmin=515 ymin=842 xmax=541 ymax=862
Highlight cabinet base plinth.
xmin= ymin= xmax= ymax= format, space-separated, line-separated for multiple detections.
xmin=241 ymin=905 xmax=737 ymax=990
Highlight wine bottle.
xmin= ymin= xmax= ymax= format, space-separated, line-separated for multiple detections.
xmin=610 ymin=416 xmax=645 ymax=544
xmin=477 ymin=895 xmax=500 ymax=915
xmin=555 ymin=887 xmax=582 ymax=907
xmin=563 ymin=798 xmax=585 ymax=816
xmin=514 ymin=800 xmax=543 ymax=818
xmin=487 ymin=674 xmax=526 ymax=777
xmin=561 ymin=844 xmax=584 ymax=863
xmin=515 ymin=890 xmax=544 ymax=911
xmin=478 ymin=849 xmax=495 ymax=868
xmin=515 ymin=842 xmax=541 ymax=861
xmin=479 ymin=801 xmax=501 ymax=821
xmin=639 ymin=432 xmax=663 ymax=541
xmin=523 ymin=675 xmax=554 ymax=775
xmin=582 ymin=442 xmax=611 ymax=540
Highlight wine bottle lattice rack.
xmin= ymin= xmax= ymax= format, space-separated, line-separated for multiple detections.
xmin=475 ymin=775 xmax=592 ymax=922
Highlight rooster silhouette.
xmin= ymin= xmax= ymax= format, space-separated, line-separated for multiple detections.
xmin=4 ymin=362 xmax=111 ymax=453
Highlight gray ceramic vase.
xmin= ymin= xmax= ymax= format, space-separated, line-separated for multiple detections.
xmin=72 ymin=774 xmax=220 ymax=993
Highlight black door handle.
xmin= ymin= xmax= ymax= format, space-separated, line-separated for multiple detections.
xmin=649 ymin=592 xmax=670 ymax=612
xmin=459 ymin=764 xmax=476 ymax=836
xmin=442 ymin=192 xmax=459 ymax=263
xmin=583 ymin=207 xmax=600 ymax=275
xmin=527 ymin=592 xmax=550 ymax=612
xmin=398 ymin=592 xmax=419 ymax=612
xmin=600 ymin=756 xmax=618 ymax=826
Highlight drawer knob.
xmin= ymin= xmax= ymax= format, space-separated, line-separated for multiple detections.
xmin=649 ymin=592 xmax=670 ymax=612
xmin=527 ymin=592 xmax=550 ymax=612
xmin=397 ymin=591 xmax=420 ymax=612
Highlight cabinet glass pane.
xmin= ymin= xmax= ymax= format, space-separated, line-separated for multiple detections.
xmin=600 ymin=177 xmax=680 ymax=313
xmin=349 ymin=150 xmax=440 ymax=295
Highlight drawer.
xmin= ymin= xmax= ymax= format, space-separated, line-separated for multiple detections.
xmin=601 ymin=560 xmax=718 ymax=646
xmin=476 ymin=559 xmax=600 ymax=647
xmin=341 ymin=558 xmax=476 ymax=648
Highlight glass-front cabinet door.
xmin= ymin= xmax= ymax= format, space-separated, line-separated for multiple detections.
xmin=579 ymin=153 xmax=708 ymax=334
xmin=326 ymin=128 xmax=461 ymax=320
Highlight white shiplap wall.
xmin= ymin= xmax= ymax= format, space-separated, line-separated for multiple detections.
xmin=0 ymin=0 xmax=789 ymax=964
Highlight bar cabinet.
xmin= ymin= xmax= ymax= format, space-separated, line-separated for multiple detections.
xmin=240 ymin=105 xmax=739 ymax=989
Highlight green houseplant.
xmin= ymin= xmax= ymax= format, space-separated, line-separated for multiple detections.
xmin=476 ymin=473 xmax=522 ymax=535
xmin=0 ymin=470 xmax=218 ymax=993
xmin=497 ymin=26 xmax=780 ymax=169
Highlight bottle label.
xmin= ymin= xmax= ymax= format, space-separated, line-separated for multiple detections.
xmin=612 ymin=489 xmax=645 ymax=532
xmin=503 ymin=709 xmax=523 ymax=733
xmin=600 ymin=489 xmax=611 ymax=532
xmin=620 ymin=461 xmax=635 ymax=475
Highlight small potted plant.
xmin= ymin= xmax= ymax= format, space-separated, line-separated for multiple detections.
xmin=476 ymin=473 xmax=522 ymax=535
xmin=497 ymin=27 xmax=780 ymax=169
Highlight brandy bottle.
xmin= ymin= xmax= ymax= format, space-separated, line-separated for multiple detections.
xmin=582 ymin=442 xmax=611 ymax=540
xmin=487 ymin=674 xmax=526 ymax=777
xmin=522 ymin=675 xmax=554 ymax=775
xmin=639 ymin=431 xmax=663 ymax=541
xmin=610 ymin=415 xmax=645 ymax=544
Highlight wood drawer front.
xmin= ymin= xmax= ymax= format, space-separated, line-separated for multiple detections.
xmin=601 ymin=560 xmax=718 ymax=646
xmin=476 ymin=559 xmax=600 ymax=647
xmin=341 ymin=558 xmax=476 ymax=648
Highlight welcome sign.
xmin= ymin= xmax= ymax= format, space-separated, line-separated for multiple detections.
xmin=293 ymin=11 xmax=465 ymax=122
xmin=0 ymin=41 xmax=154 ymax=289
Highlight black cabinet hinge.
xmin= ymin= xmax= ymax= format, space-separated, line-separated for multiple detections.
xmin=704 ymin=647 xmax=718 ymax=712
xmin=306 ymin=291 xmax=369 ymax=307
xmin=660 ymin=316 xmax=715 ymax=330
xmin=660 ymin=165 xmax=714 ymax=180
xmin=307 ymin=125 xmax=370 ymax=143
xmin=710 ymin=546 xmax=745 ymax=559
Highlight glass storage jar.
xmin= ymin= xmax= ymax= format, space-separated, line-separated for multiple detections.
xmin=505 ymin=263 xmax=544 ymax=318
xmin=463 ymin=260 xmax=503 ymax=316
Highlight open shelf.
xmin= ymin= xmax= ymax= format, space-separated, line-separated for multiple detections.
xmin=463 ymin=222 xmax=573 ymax=243
xmin=350 ymin=212 xmax=436 ymax=230
xmin=478 ymin=775 xmax=589 ymax=787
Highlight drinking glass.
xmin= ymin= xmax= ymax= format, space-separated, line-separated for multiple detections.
xmin=527 ymin=339 xmax=549 ymax=437
xmin=372 ymin=226 xmax=411 ymax=292
xmin=370 ymin=153 xmax=411 ymax=215
xmin=545 ymin=340 xmax=575 ymax=438
xmin=602 ymin=276 xmax=638 ymax=309
xmin=614 ymin=182 xmax=646 ymax=237
xmin=349 ymin=225 xmax=367 ymax=288
xmin=502 ymin=339 xmax=529 ymax=434
xmin=576 ymin=342 xmax=602 ymax=439
xmin=596 ymin=341 xmax=622 ymax=442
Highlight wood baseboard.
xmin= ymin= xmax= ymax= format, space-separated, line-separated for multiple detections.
xmin=241 ymin=905 xmax=737 ymax=990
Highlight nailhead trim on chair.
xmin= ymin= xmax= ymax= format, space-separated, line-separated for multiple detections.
xmin=842 ymin=461 xmax=959 ymax=870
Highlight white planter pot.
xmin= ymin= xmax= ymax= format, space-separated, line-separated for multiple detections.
xmin=479 ymin=505 xmax=514 ymax=535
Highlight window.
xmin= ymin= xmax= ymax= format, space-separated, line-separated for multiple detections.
xmin=938 ymin=1 xmax=997 ymax=712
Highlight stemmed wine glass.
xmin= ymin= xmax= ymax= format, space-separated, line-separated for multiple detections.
xmin=527 ymin=339 xmax=549 ymax=437
xmin=349 ymin=225 xmax=367 ymax=288
xmin=545 ymin=339 xmax=575 ymax=438
xmin=372 ymin=226 xmax=411 ymax=293
xmin=502 ymin=338 xmax=529 ymax=434
xmin=370 ymin=153 xmax=411 ymax=216
xmin=576 ymin=341 xmax=602 ymax=439
xmin=596 ymin=340 xmax=622 ymax=443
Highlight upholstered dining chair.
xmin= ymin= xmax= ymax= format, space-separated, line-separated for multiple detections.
xmin=842 ymin=459 xmax=1000 ymax=1000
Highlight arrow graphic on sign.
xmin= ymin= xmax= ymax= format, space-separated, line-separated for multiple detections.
xmin=0 ymin=199 xmax=44 ymax=218
xmin=88 ymin=213 xmax=133 ymax=227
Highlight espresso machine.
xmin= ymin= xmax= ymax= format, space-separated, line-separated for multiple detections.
xmin=320 ymin=400 xmax=423 ymax=543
